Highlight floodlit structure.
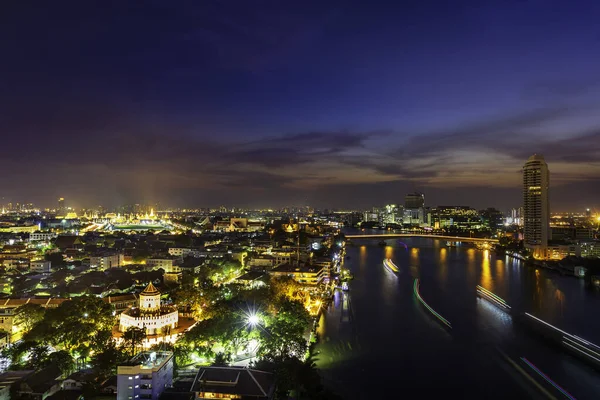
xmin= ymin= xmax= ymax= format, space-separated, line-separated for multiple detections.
xmin=523 ymin=154 xmax=550 ymax=259
xmin=119 ymin=283 xmax=178 ymax=339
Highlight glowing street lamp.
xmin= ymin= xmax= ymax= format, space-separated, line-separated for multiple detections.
xmin=247 ymin=314 xmax=260 ymax=327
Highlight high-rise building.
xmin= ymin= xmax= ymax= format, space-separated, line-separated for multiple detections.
xmin=404 ymin=192 xmax=425 ymax=209
xmin=57 ymin=197 xmax=66 ymax=215
xmin=523 ymin=154 xmax=550 ymax=259
xmin=404 ymin=192 xmax=425 ymax=225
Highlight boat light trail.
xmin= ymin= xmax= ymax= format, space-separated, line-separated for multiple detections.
xmin=562 ymin=338 xmax=600 ymax=363
xmin=413 ymin=279 xmax=451 ymax=329
xmin=520 ymin=357 xmax=577 ymax=400
xmin=525 ymin=313 xmax=600 ymax=365
xmin=383 ymin=259 xmax=399 ymax=272
xmin=476 ymin=285 xmax=511 ymax=309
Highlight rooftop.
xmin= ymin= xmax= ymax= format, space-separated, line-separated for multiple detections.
xmin=271 ymin=263 xmax=323 ymax=274
xmin=528 ymin=153 xmax=546 ymax=161
xmin=191 ymin=367 xmax=274 ymax=398
xmin=119 ymin=351 xmax=173 ymax=370
xmin=141 ymin=282 xmax=160 ymax=296
xmin=236 ymin=271 xmax=265 ymax=282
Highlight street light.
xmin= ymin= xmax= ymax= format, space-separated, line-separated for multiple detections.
xmin=247 ymin=314 xmax=260 ymax=327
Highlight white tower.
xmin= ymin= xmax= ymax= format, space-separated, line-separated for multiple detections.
xmin=140 ymin=282 xmax=161 ymax=311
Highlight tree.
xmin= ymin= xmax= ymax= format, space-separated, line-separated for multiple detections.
xmin=27 ymin=344 xmax=50 ymax=368
xmin=91 ymin=343 xmax=123 ymax=377
xmin=122 ymin=326 xmax=145 ymax=357
xmin=14 ymin=303 xmax=45 ymax=334
xmin=213 ymin=352 xmax=231 ymax=366
xmin=270 ymin=276 xmax=303 ymax=302
xmin=258 ymin=299 xmax=310 ymax=360
xmin=47 ymin=350 xmax=74 ymax=376
xmin=23 ymin=296 xmax=114 ymax=354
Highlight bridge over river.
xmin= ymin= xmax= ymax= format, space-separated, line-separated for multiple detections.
xmin=345 ymin=233 xmax=498 ymax=243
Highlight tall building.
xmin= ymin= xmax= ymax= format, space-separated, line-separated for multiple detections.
xmin=523 ymin=154 xmax=550 ymax=259
xmin=404 ymin=192 xmax=425 ymax=225
xmin=57 ymin=197 xmax=66 ymax=216
xmin=404 ymin=192 xmax=425 ymax=209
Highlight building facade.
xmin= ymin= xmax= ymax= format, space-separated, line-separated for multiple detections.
xmin=523 ymin=154 xmax=550 ymax=259
xmin=117 ymin=351 xmax=173 ymax=400
xmin=90 ymin=253 xmax=124 ymax=270
xmin=29 ymin=260 xmax=51 ymax=273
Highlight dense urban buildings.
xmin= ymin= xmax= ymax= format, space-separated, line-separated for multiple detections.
xmin=0 ymin=173 xmax=598 ymax=399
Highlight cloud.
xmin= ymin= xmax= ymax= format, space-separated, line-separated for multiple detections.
xmin=2 ymin=99 xmax=599 ymax=209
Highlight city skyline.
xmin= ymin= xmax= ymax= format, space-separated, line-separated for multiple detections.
xmin=2 ymin=2 xmax=600 ymax=210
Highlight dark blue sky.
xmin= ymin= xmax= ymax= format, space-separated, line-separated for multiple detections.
xmin=2 ymin=1 xmax=600 ymax=211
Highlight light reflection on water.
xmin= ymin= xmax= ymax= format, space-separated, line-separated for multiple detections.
xmin=316 ymin=237 xmax=600 ymax=399
xmin=438 ymin=247 xmax=448 ymax=284
xmin=481 ymin=249 xmax=492 ymax=291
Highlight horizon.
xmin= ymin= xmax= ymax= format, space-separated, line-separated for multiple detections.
xmin=2 ymin=2 xmax=600 ymax=210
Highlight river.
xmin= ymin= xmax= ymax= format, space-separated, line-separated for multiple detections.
xmin=315 ymin=234 xmax=600 ymax=399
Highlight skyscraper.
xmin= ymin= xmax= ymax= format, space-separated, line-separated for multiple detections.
xmin=404 ymin=192 xmax=425 ymax=209
xmin=523 ymin=154 xmax=550 ymax=259
xmin=57 ymin=197 xmax=66 ymax=215
xmin=404 ymin=192 xmax=425 ymax=225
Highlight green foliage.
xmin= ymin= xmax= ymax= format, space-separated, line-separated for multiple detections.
xmin=213 ymin=351 xmax=231 ymax=366
xmin=14 ymin=303 xmax=45 ymax=334
xmin=121 ymin=326 xmax=146 ymax=357
xmin=47 ymin=350 xmax=74 ymax=375
xmin=253 ymin=355 xmax=342 ymax=400
xmin=258 ymin=299 xmax=310 ymax=360
xmin=179 ymin=310 xmax=250 ymax=360
xmin=23 ymin=296 xmax=113 ymax=353
xmin=91 ymin=342 xmax=123 ymax=377
xmin=3 ymin=342 xmax=73 ymax=375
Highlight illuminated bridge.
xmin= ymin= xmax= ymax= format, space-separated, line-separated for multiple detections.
xmin=346 ymin=233 xmax=498 ymax=244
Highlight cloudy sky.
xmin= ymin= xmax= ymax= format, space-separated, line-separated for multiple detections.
xmin=2 ymin=1 xmax=600 ymax=211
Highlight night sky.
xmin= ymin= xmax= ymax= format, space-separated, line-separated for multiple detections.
xmin=2 ymin=1 xmax=600 ymax=211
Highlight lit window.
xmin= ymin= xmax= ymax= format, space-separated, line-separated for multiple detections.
xmin=128 ymin=377 xmax=133 ymax=380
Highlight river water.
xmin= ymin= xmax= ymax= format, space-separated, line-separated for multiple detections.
xmin=315 ymin=234 xmax=600 ymax=399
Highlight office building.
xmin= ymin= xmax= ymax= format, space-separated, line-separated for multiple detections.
xmin=523 ymin=154 xmax=550 ymax=259
xmin=57 ymin=197 xmax=66 ymax=216
xmin=405 ymin=192 xmax=425 ymax=209
xmin=90 ymin=252 xmax=124 ymax=270
xmin=117 ymin=351 xmax=173 ymax=400
xmin=404 ymin=192 xmax=425 ymax=225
